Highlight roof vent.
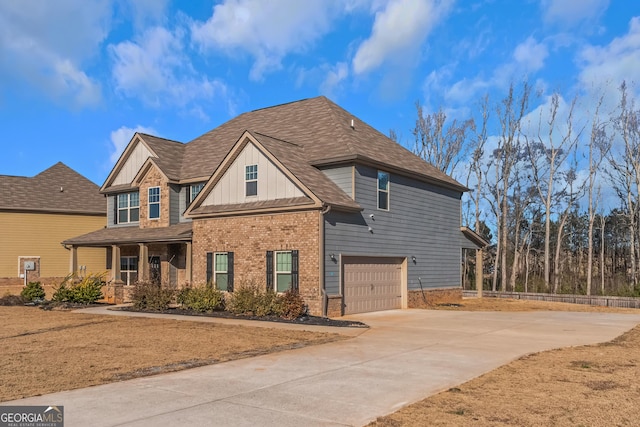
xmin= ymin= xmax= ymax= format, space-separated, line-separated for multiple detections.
xmin=350 ymin=119 xmax=355 ymax=130
xmin=60 ymin=187 xmax=64 ymax=192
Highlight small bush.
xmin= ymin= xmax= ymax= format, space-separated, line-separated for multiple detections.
xmin=21 ymin=281 xmax=46 ymax=301
xmin=52 ymin=273 xmax=105 ymax=304
xmin=131 ymin=281 xmax=175 ymax=311
xmin=227 ymin=282 xmax=307 ymax=319
xmin=0 ymin=294 xmax=26 ymax=306
xmin=278 ymin=289 xmax=307 ymax=320
xmin=177 ymin=284 xmax=225 ymax=312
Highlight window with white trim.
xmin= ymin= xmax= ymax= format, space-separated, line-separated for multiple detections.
xmin=120 ymin=256 xmax=138 ymax=285
xmin=188 ymin=183 xmax=205 ymax=204
xmin=245 ymin=164 xmax=258 ymax=197
xmin=117 ymin=192 xmax=139 ymax=224
xmin=148 ymin=187 xmax=160 ymax=219
xmin=377 ymin=171 xmax=389 ymax=210
xmin=206 ymin=252 xmax=234 ymax=291
xmin=265 ymin=250 xmax=299 ymax=293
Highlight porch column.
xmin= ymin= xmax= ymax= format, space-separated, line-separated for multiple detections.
xmin=111 ymin=245 xmax=122 ymax=283
xmin=69 ymin=245 xmax=78 ymax=274
xmin=476 ymin=248 xmax=483 ymax=298
xmin=139 ymin=243 xmax=149 ymax=282
xmin=185 ymin=242 xmax=192 ymax=285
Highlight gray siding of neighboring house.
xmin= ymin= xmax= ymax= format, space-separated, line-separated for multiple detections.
xmin=323 ymin=164 xmax=463 ymax=295
xmin=178 ymin=186 xmax=191 ymax=223
xmin=169 ymin=184 xmax=181 ymax=224
xmin=320 ymin=166 xmax=353 ymax=198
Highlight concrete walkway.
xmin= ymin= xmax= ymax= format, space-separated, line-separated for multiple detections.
xmin=6 ymin=309 xmax=640 ymax=426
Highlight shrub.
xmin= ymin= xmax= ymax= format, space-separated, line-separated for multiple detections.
xmin=227 ymin=282 xmax=307 ymax=319
xmin=278 ymin=289 xmax=307 ymax=320
xmin=177 ymin=284 xmax=225 ymax=312
xmin=131 ymin=281 xmax=175 ymax=311
xmin=52 ymin=273 xmax=106 ymax=304
xmin=21 ymin=281 xmax=45 ymax=301
xmin=0 ymin=294 xmax=26 ymax=306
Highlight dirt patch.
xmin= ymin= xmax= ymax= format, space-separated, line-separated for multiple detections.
xmin=0 ymin=306 xmax=344 ymax=402
xmin=432 ymin=297 xmax=640 ymax=313
xmin=370 ymin=299 xmax=640 ymax=426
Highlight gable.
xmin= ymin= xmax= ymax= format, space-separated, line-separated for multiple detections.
xmin=202 ymin=142 xmax=304 ymax=207
xmin=110 ymin=139 xmax=154 ymax=187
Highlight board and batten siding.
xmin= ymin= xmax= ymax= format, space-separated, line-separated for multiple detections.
xmin=111 ymin=142 xmax=152 ymax=186
xmin=0 ymin=212 xmax=106 ymax=278
xmin=323 ymin=164 xmax=463 ymax=295
xmin=320 ymin=166 xmax=354 ymax=198
xmin=202 ymin=142 xmax=304 ymax=206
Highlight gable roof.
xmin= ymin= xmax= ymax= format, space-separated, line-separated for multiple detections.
xmin=101 ymin=96 xmax=466 ymax=208
xmin=0 ymin=162 xmax=105 ymax=215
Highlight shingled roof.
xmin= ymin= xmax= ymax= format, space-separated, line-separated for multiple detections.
xmin=102 ymin=97 xmax=467 ymax=204
xmin=0 ymin=162 xmax=105 ymax=215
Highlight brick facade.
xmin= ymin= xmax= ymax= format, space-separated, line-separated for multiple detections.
xmin=192 ymin=210 xmax=322 ymax=315
xmin=138 ymin=165 xmax=170 ymax=229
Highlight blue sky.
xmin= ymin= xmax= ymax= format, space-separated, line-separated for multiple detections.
xmin=1 ymin=0 xmax=639 ymax=187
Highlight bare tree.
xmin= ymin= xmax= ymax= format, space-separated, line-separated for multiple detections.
xmin=525 ymin=93 xmax=581 ymax=291
xmin=413 ymin=102 xmax=475 ymax=177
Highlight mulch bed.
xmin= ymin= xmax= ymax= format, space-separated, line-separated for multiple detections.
xmin=118 ymin=306 xmax=369 ymax=328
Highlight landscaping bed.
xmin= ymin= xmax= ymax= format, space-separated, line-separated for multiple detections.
xmin=117 ymin=306 xmax=368 ymax=328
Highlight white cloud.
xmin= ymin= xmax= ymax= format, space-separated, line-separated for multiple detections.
xmin=578 ymin=17 xmax=640 ymax=102
xmin=320 ymin=62 xmax=350 ymax=98
xmin=541 ymin=0 xmax=609 ymax=27
xmin=513 ymin=36 xmax=548 ymax=73
xmin=110 ymin=26 xmax=229 ymax=113
xmin=352 ymin=0 xmax=454 ymax=75
xmin=191 ymin=0 xmax=341 ymax=81
xmin=109 ymin=125 xmax=157 ymax=164
xmin=0 ymin=0 xmax=109 ymax=107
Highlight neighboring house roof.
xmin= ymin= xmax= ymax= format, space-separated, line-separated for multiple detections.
xmin=63 ymin=223 xmax=192 ymax=246
xmin=461 ymin=227 xmax=489 ymax=249
xmin=0 ymin=162 xmax=105 ymax=215
xmin=102 ymin=97 xmax=467 ymax=200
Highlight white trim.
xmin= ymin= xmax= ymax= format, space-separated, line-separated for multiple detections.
xmin=117 ymin=192 xmax=140 ymax=224
xmin=148 ymin=186 xmax=161 ymax=220
xmin=377 ymin=170 xmax=390 ymax=211
xmin=245 ymin=164 xmax=258 ymax=197
xmin=213 ymin=252 xmax=229 ymax=291
xmin=120 ymin=256 xmax=138 ymax=286
xmin=17 ymin=256 xmax=40 ymax=276
xmin=274 ymin=250 xmax=292 ymax=293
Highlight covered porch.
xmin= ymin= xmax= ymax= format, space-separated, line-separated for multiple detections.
xmin=63 ymin=223 xmax=193 ymax=303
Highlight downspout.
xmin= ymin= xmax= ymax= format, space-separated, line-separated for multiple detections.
xmin=320 ymin=204 xmax=331 ymax=317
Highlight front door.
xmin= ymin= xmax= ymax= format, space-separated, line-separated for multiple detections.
xmin=149 ymin=256 xmax=161 ymax=284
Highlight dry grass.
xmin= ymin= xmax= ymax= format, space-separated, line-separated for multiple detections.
xmin=434 ymin=296 xmax=640 ymax=313
xmin=370 ymin=298 xmax=640 ymax=426
xmin=0 ymin=306 xmax=343 ymax=402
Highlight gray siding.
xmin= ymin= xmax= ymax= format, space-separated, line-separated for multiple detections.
xmin=169 ymin=184 xmax=181 ymax=225
xmin=324 ymin=164 xmax=462 ymax=295
xmin=178 ymin=186 xmax=191 ymax=223
xmin=320 ymin=166 xmax=353 ymax=198
xmin=106 ymin=195 xmax=132 ymax=228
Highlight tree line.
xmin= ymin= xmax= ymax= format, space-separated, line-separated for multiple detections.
xmin=402 ymin=81 xmax=640 ymax=297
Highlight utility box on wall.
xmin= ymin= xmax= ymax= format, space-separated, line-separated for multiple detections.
xmin=24 ymin=261 xmax=36 ymax=271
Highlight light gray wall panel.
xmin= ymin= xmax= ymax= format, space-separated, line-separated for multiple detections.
xmin=169 ymin=184 xmax=180 ymax=225
xmin=320 ymin=166 xmax=353 ymax=198
xmin=179 ymin=186 xmax=192 ymax=223
xmin=324 ymin=164 xmax=463 ymax=295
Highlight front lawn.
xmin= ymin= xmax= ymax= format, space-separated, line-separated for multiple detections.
xmin=0 ymin=306 xmax=344 ymax=402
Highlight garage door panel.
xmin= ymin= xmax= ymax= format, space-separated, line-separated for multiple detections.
xmin=343 ymin=258 xmax=403 ymax=315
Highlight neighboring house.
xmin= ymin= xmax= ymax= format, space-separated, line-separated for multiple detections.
xmin=0 ymin=162 xmax=107 ymax=296
xmin=65 ymin=97 xmax=484 ymax=316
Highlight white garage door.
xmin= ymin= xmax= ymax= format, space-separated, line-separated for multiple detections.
xmin=343 ymin=257 xmax=403 ymax=315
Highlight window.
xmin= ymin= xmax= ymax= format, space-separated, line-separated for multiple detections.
xmin=117 ymin=192 xmax=139 ymax=224
xmin=188 ymin=183 xmax=205 ymax=204
xmin=120 ymin=256 xmax=138 ymax=285
xmin=377 ymin=171 xmax=389 ymax=210
xmin=266 ymin=250 xmax=299 ymax=292
xmin=206 ymin=252 xmax=234 ymax=291
xmin=245 ymin=164 xmax=258 ymax=197
xmin=148 ymin=187 xmax=160 ymax=219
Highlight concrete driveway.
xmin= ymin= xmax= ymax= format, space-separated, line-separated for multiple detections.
xmin=6 ymin=309 xmax=640 ymax=426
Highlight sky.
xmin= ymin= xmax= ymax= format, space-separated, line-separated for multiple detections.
xmin=1 ymin=0 xmax=639 ymax=188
